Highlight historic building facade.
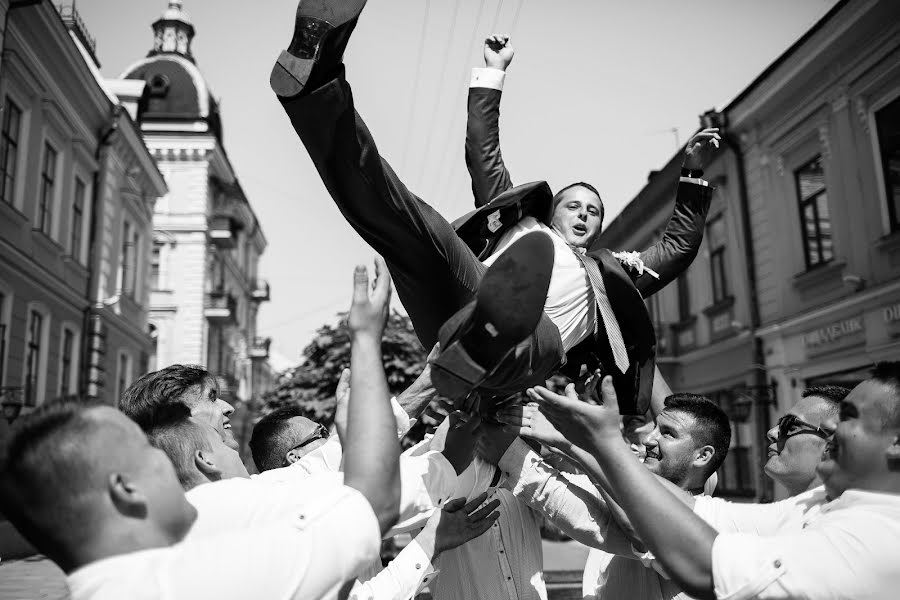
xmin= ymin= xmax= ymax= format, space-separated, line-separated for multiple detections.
xmin=0 ymin=0 xmax=167 ymax=557
xmin=121 ymin=0 xmax=273 ymax=447
xmin=599 ymin=0 xmax=900 ymax=501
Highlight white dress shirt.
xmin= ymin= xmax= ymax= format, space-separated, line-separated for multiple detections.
xmin=710 ymin=489 xmax=900 ymax=599
xmin=407 ymin=421 xmax=548 ymax=600
xmin=67 ymin=484 xmax=380 ymax=600
xmin=484 ymin=217 xmax=595 ymax=352
xmin=499 ymin=439 xmax=727 ymax=600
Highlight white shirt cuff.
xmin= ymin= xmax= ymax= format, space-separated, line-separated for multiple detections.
xmin=390 ymin=396 xmax=414 ymax=438
xmin=470 ymin=67 xmax=506 ymax=91
xmin=679 ymin=176 xmax=710 ymax=187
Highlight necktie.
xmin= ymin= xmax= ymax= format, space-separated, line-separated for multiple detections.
xmin=572 ymin=247 xmax=630 ymax=373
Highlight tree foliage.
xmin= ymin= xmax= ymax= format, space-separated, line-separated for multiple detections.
xmin=262 ymin=310 xmax=427 ymax=427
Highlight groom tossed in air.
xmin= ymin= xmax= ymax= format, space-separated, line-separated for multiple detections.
xmin=270 ymin=0 xmax=718 ymax=414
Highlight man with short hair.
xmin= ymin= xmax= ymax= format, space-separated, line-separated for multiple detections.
xmin=764 ymin=385 xmax=849 ymax=497
xmin=531 ymin=363 xmax=900 ymax=600
xmin=269 ymin=0 xmax=718 ymax=414
xmin=486 ymin=390 xmax=731 ymax=600
xmin=0 ymin=294 xmax=404 ymax=599
xmin=249 ymin=406 xmax=329 ymax=472
xmin=121 ymin=363 xmax=238 ymax=449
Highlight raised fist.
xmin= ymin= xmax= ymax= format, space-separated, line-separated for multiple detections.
xmin=484 ymin=34 xmax=514 ymax=71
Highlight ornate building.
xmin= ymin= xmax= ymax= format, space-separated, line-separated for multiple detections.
xmin=599 ymin=0 xmax=900 ymax=501
xmin=0 ymin=0 xmax=167 ymax=557
xmin=120 ymin=1 xmax=273 ymax=444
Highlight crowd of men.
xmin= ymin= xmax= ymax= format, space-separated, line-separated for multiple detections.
xmin=3 ymin=1 xmax=900 ymax=598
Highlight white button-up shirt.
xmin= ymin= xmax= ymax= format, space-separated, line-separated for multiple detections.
xmin=67 ymin=485 xmax=380 ymax=600
xmin=700 ymin=489 xmax=900 ymax=600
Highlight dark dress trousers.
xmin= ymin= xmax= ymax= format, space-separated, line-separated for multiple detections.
xmin=454 ymin=86 xmax=713 ymax=412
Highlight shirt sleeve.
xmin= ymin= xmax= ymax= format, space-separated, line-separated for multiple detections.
xmin=470 ymin=67 xmax=506 ymax=90
xmin=389 ymin=451 xmax=458 ymax=535
xmin=710 ymin=523 xmax=893 ymax=600
xmin=166 ymin=485 xmax=382 ymax=600
xmin=693 ymin=495 xmax=796 ymax=536
xmin=390 ymin=396 xmax=415 ymax=439
xmin=348 ymin=539 xmax=439 ymax=600
xmin=497 ymin=439 xmax=633 ymax=555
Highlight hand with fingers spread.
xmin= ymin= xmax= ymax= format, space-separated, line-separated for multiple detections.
xmin=347 ymin=256 xmax=392 ymax=340
xmin=484 ymin=34 xmax=514 ymax=71
xmin=441 ymin=411 xmax=483 ymax=475
xmin=495 ymin=401 xmax=572 ymax=452
xmin=682 ymin=127 xmax=721 ymax=171
xmin=529 ymin=377 xmax=625 ymax=453
xmin=421 ymin=492 xmax=502 ymax=555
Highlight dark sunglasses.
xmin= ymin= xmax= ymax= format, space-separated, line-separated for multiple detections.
xmin=775 ymin=413 xmax=834 ymax=442
xmin=288 ymin=424 xmax=329 ymax=456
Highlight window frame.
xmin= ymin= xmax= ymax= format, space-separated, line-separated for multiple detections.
xmin=794 ymin=155 xmax=834 ymax=270
xmin=870 ymin=92 xmax=900 ymax=233
xmin=24 ymin=305 xmax=50 ymax=407
xmin=706 ymin=214 xmax=729 ymax=304
xmin=37 ymin=141 xmax=59 ymax=237
xmin=70 ymin=176 xmax=87 ymax=262
xmin=0 ymin=286 xmax=11 ymax=387
xmin=0 ymin=96 xmax=23 ymax=206
xmin=58 ymin=324 xmax=80 ymax=398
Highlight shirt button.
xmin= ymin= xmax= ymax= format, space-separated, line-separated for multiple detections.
xmin=499 ymin=550 xmax=504 ymax=554
xmin=774 ymin=560 xmax=782 ymax=568
xmin=507 ymin=577 xmax=512 ymax=581
xmin=415 ymin=563 xmax=422 ymax=570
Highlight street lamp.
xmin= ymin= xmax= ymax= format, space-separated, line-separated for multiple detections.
xmin=1 ymin=386 xmax=25 ymax=424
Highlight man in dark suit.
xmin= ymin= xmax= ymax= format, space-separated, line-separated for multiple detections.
xmin=268 ymin=0 xmax=716 ymax=414
xmin=450 ymin=35 xmax=717 ymax=413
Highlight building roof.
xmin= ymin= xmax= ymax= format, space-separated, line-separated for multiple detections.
xmin=120 ymin=1 xmax=222 ymax=139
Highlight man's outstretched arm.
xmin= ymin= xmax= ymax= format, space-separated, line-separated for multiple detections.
xmin=633 ymin=129 xmax=720 ymax=297
xmin=466 ymin=35 xmax=515 ymax=207
xmin=343 ymin=258 xmax=402 ymax=535
xmin=533 ymin=378 xmax=718 ymax=599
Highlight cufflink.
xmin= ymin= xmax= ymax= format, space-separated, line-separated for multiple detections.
xmin=487 ymin=210 xmax=502 ymax=233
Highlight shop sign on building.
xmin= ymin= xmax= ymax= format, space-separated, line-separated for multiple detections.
xmin=803 ymin=315 xmax=865 ymax=358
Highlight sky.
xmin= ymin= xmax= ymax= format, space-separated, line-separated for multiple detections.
xmin=77 ymin=0 xmax=839 ymax=368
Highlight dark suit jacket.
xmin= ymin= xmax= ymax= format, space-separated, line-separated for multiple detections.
xmin=452 ymin=86 xmax=712 ymax=414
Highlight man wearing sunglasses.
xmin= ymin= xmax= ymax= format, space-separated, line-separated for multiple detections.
xmin=249 ymin=406 xmax=334 ymax=473
xmin=764 ymin=386 xmax=849 ymax=498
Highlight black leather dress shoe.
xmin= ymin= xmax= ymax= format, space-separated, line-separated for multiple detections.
xmin=270 ymin=0 xmax=368 ymax=98
xmin=431 ymin=231 xmax=555 ymax=400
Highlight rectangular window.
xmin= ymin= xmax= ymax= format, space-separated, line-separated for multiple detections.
xmin=151 ymin=242 xmax=162 ymax=289
xmin=707 ymin=214 xmax=729 ymax=304
xmin=711 ymin=391 xmax=755 ymax=497
xmin=0 ymin=97 xmax=22 ymax=204
xmin=119 ymin=221 xmax=137 ymax=296
xmin=677 ymin=274 xmax=691 ymax=322
xmin=38 ymin=143 xmax=58 ymax=236
xmin=875 ymin=96 xmax=900 ymax=232
xmin=116 ymin=353 xmax=130 ymax=402
xmin=71 ymin=177 xmax=86 ymax=262
xmin=25 ymin=310 xmax=43 ymax=406
xmin=795 ymin=156 xmax=833 ymax=269
xmin=60 ymin=328 xmax=75 ymax=397
xmin=0 ymin=291 xmax=6 ymax=385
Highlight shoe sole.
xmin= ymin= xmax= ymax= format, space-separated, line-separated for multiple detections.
xmin=269 ymin=0 xmax=368 ymax=97
xmin=432 ymin=232 xmax=554 ymax=398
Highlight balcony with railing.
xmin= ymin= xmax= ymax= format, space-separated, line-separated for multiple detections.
xmin=249 ymin=337 xmax=271 ymax=360
xmin=204 ymin=290 xmax=237 ymax=322
xmin=209 ymin=216 xmax=238 ymax=249
xmin=251 ymin=280 xmax=270 ymax=302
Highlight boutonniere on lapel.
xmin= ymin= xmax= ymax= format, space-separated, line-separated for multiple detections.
xmin=612 ymin=251 xmax=660 ymax=279
xmin=487 ymin=210 xmax=503 ymax=233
